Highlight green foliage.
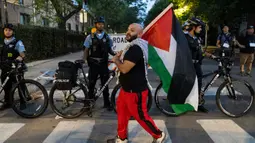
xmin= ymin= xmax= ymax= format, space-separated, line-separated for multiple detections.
xmin=88 ymin=0 xmax=147 ymax=33
xmin=10 ymin=25 xmax=84 ymax=62
xmin=144 ymin=0 xmax=171 ymax=26
xmin=34 ymin=0 xmax=83 ymax=29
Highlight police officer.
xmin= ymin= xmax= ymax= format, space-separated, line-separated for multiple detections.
xmin=0 ymin=23 xmax=26 ymax=110
xmin=185 ymin=18 xmax=216 ymax=113
xmin=83 ymin=16 xmax=115 ymax=111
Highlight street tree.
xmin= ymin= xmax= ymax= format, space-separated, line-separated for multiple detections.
xmin=34 ymin=0 xmax=85 ymax=29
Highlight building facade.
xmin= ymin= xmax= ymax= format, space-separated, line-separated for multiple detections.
xmin=0 ymin=0 xmax=94 ymax=32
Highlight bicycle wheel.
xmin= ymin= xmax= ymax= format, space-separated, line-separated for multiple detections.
xmin=11 ymin=79 xmax=48 ymax=118
xmin=111 ymin=83 xmax=153 ymax=114
xmin=49 ymin=83 xmax=88 ymax=119
xmin=216 ymin=80 xmax=255 ymax=118
xmin=154 ymin=82 xmax=177 ymax=116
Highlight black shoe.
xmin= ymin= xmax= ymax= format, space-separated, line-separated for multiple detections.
xmin=198 ymin=106 xmax=209 ymax=113
xmin=246 ymin=72 xmax=252 ymax=77
xmin=103 ymin=104 xmax=113 ymax=111
xmin=0 ymin=103 xmax=11 ymax=111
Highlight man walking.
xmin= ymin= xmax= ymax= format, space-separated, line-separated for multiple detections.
xmin=107 ymin=23 xmax=166 ymax=143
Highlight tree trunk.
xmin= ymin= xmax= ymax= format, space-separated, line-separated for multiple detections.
xmin=58 ymin=20 xmax=66 ymax=29
xmin=4 ymin=0 xmax=8 ymax=24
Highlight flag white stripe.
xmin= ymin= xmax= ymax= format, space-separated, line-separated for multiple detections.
xmin=197 ymin=119 xmax=255 ymax=143
xmin=0 ymin=123 xmax=25 ymax=143
xmin=154 ymin=35 xmax=177 ymax=76
xmin=185 ymin=77 xmax=199 ymax=111
xmin=128 ymin=120 xmax=172 ymax=142
xmin=43 ymin=120 xmax=95 ymax=143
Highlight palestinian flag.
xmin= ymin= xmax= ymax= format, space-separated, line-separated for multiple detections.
xmin=141 ymin=3 xmax=199 ymax=115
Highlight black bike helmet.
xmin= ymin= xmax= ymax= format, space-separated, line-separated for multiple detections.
xmin=3 ymin=23 xmax=14 ymax=31
xmin=94 ymin=16 xmax=105 ymax=23
xmin=188 ymin=17 xmax=205 ymax=27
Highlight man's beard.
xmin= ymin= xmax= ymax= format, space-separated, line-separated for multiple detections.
xmin=4 ymin=35 xmax=13 ymax=38
xmin=98 ymin=29 xmax=103 ymax=32
xmin=126 ymin=34 xmax=138 ymax=42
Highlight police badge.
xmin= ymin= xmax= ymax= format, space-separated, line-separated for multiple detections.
xmin=103 ymin=38 xmax=107 ymax=42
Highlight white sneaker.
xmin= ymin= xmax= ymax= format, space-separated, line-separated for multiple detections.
xmin=152 ymin=132 xmax=166 ymax=143
xmin=115 ymin=136 xmax=128 ymax=143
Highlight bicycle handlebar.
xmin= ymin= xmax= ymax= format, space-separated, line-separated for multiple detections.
xmin=0 ymin=60 xmax=25 ymax=71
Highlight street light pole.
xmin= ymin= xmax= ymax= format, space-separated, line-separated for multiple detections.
xmin=3 ymin=0 xmax=8 ymax=24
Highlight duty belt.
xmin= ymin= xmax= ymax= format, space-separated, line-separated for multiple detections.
xmin=89 ymin=57 xmax=106 ymax=64
xmin=192 ymin=59 xmax=200 ymax=63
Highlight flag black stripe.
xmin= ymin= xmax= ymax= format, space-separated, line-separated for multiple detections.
xmin=167 ymin=12 xmax=197 ymax=104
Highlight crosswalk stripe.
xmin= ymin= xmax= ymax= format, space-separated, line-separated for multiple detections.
xmin=43 ymin=120 xmax=95 ymax=143
xmin=128 ymin=120 xmax=171 ymax=143
xmin=197 ymin=119 xmax=255 ymax=143
xmin=0 ymin=123 xmax=25 ymax=143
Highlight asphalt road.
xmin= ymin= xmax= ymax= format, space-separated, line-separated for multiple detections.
xmin=0 ymin=51 xmax=255 ymax=143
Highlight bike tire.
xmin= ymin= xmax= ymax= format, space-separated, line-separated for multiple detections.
xmin=216 ymin=80 xmax=255 ymax=118
xmin=111 ymin=83 xmax=153 ymax=114
xmin=10 ymin=79 xmax=49 ymax=118
xmin=154 ymin=82 xmax=178 ymax=117
xmin=49 ymin=83 xmax=88 ymax=119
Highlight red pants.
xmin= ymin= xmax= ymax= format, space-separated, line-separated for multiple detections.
xmin=117 ymin=88 xmax=162 ymax=139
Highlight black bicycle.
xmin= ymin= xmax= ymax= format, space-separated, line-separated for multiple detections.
xmin=0 ymin=60 xmax=49 ymax=118
xmin=49 ymin=60 xmax=119 ymax=118
xmin=155 ymin=55 xmax=254 ymax=118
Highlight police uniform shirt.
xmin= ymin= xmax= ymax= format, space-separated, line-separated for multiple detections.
xmin=4 ymin=37 xmax=26 ymax=53
xmin=83 ymin=31 xmax=113 ymax=49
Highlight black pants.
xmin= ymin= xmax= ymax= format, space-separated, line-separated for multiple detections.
xmin=193 ymin=63 xmax=203 ymax=98
xmin=88 ymin=62 xmax=110 ymax=106
xmin=1 ymin=71 xmax=25 ymax=105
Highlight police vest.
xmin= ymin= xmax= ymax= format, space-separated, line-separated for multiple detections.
xmin=1 ymin=39 xmax=20 ymax=61
xmin=185 ymin=34 xmax=203 ymax=63
xmin=89 ymin=33 xmax=110 ymax=59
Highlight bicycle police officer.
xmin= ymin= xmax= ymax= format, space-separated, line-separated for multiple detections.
xmin=185 ymin=18 xmax=216 ymax=113
xmin=0 ymin=23 xmax=26 ymax=110
xmin=83 ymin=16 xmax=115 ymax=111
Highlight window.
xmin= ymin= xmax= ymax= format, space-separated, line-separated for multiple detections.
xmin=19 ymin=0 xmax=24 ymax=5
xmin=75 ymin=14 xmax=79 ymax=22
xmin=42 ymin=18 xmax=49 ymax=26
xmin=76 ymin=25 xmax=79 ymax=32
xmin=20 ymin=13 xmax=30 ymax=25
xmin=67 ymin=23 xmax=71 ymax=31
xmin=82 ymin=26 xmax=84 ymax=32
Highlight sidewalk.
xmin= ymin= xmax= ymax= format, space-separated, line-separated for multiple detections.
xmin=26 ymin=51 xmax=84 ymax=68
xmin=24 ymin=51 xmax=84 ymax=85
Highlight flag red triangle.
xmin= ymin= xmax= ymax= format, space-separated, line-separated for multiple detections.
xmin=142 ymin=6 xmax=173 ymax=52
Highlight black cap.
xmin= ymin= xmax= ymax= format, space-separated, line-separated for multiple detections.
xmin=3 ymin=23 xmax=14 ymax=30
xmin=94 ymin=16 xmax=105 ymax=23
xmin=247 ymin=25 xmax=254 ymax=29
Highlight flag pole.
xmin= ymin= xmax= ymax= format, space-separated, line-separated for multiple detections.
xmin=143 ymin=3 xmax=174 ymax=35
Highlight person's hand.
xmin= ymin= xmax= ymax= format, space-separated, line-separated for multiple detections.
xmin=116 ymin=50 xmax=123 ymax=57
xmin=16 ymin=56 xmax=23 ymax=61
xmin=210 ymin=54 xmax=216 ymax=59
xmin=112 ymin=55 xmax=119 ymax=63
